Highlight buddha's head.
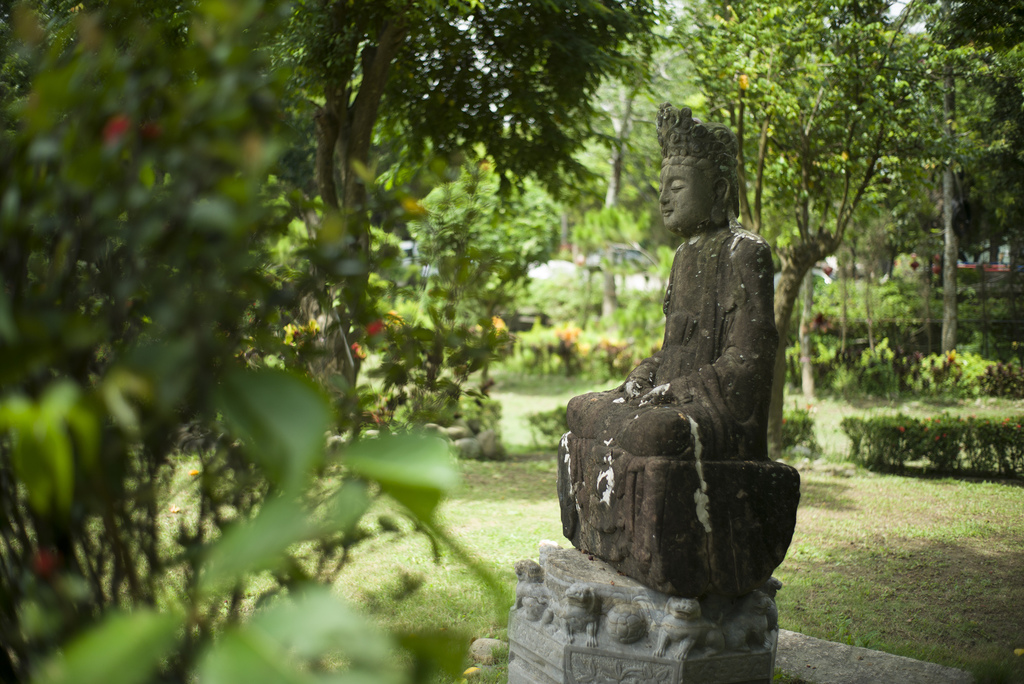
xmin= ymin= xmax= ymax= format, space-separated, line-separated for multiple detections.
xmin=656 ymin=104 xmax=739 ymax=238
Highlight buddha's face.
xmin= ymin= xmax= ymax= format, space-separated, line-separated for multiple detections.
xmin=659 ymin=162 xmax=720 ymax=238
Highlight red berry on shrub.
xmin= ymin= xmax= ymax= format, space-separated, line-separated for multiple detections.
xmin=103 ymin=115 xmax=132 ymax=145
xmin=32 ymin=548 xmax=59 ymax=580
xmin=140 ymin=121 xmax=163 ymax=139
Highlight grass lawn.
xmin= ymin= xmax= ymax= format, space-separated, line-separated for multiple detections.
xmin=335 ymin=374 xmax=1024 ymax=683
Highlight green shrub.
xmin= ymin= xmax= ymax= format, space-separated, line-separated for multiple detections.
xmin=526 ymin=406 xmax=569 ymax=449
xmin=853 ymin=339 xmax=901 ymax=397
xmin=459 ymin=393 xmax=503 ymax=437
xmin=801 ymin=337 xmax=1015 ymax=401
xmin=504 ymin=323 xmax=662 ymax=382
xmin=910 ymin=350 xmax=990 ymax=398
xmin=0 ymin=3 xmax=492 ymax=681
xmin=979 ymin=361 xmax=1024 ymax=399
xmin=842 ymin=414 xmax=1024 ymax=476
xmin=782 ymin=405 xmax=819 ymax=454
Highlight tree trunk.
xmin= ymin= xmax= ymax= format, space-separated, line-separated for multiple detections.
xmin=941 ymin=1 xmax=957 ymax=353
xmin=768 ymin=251 xmax=817 ymax=458
xmin=600 ymin=91 xmax=635 ymax=325
xmin=980 ymin=240 xmax=990 ymax=358
xmin=307 ymin=18 xmax=407 ymax=392
xmin=865 ymin=266 xmax=875 ymax=352
xmin=923 ymin=254 xmax=933 ymax=355
xmin=840 ymin=247 xmax=851 ymax=353
xmin=941 ymin=168 xmax=957 ymax=353
xmin=602 ymin=268 xmax=618 ymax=322
xmin=585 ymin=269 xmax=595 ymax=327
xmin=1011 ymin=236 xmax=1021 ymax=364
xmin=800 ymin=268 xmax=815 ymax=398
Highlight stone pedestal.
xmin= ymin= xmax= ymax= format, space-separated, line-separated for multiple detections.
xmin=509 ymin=546 xmax=779 ymax=684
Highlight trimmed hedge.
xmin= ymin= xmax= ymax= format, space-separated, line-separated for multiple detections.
xmin=841 ymin=414 xmax=1024 ymax=476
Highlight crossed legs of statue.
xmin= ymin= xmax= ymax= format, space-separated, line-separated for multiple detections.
xmin=565 ymin=388 xmax=694 ymax=458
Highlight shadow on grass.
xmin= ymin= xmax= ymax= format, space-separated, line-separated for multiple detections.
xmin=798 ymin=478 xmax=858 ymax=511
xmin=868 ymin=466 xmax=1024 ymax=489
xmin=779 ymin=533 xmax=1024 ymax=679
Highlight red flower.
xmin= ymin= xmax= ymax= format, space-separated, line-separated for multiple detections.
xmin=367 ymin=319 xmax=384 ymax=336
xmin=103 ymin=114 xmax=132 ymax=146
xmin=898 ymin=426 xmax=905 ymax=433
xmin=350 ymin=342 xmax=366 ymax=360
xmin=32 ymin=548 xmax=59 ymax=580
xmin=140 ymin=121 xmax=163 ymax=140
xmin=935 ymin=435 xmax=941 ymax=441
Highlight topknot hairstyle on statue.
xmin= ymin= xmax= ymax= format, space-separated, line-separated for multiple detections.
xmin=656 ymin=103 xmax=740 ymax=221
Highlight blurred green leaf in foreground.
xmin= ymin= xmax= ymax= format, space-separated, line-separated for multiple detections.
xmin=0 ymin=1 xmax=495 ymax=682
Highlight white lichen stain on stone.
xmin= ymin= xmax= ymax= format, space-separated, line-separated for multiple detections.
xmin=639 ymin=383 xmax=671 ymax=408
xmin=597 ymin=449 xmax=615 ymax=505
xmin=597 ymin=466 xmax=615 ymax=506
xmin=613 ymin=397 xmax=625 ymax=404
xmin=561 ymin=431 xmax=574 ymax=496
xmin=689 ymin=416 xmax=712 ymax=534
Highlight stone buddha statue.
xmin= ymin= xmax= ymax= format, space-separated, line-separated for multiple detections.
xmin=557 ymin=104 xmax=799 ymax=598
xmin=566 ymin=104 xmax=777 ymax=462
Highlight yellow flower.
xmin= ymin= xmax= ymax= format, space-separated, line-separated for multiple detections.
xmin=738 ymin=73 xmax=750 ymax=91
xmin=401 ymin=197 xmax=426 ymax=216
xmin=283 ymin=323 xmax=299 ymax=346
xmin=491 ymin=316 xmax=507 ymax=331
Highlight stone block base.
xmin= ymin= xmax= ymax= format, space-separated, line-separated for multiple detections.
xmin=509 ymin=545 xmax=779 ymax=684
xmin=558 ymin=434 xmax=800 ymax=597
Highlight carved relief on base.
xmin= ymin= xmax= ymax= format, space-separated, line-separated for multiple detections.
xmin=565 ymin=649 xmax=678 ymax=684
xmin=508 ymin=545 xmax=779 ymax=684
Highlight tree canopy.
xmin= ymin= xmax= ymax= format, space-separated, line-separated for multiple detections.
xmin=678 ymin=0 xmax=945 ymax=454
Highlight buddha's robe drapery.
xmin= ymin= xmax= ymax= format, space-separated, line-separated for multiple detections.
xmin=564 ymin=221 xmax=778 ymax=463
